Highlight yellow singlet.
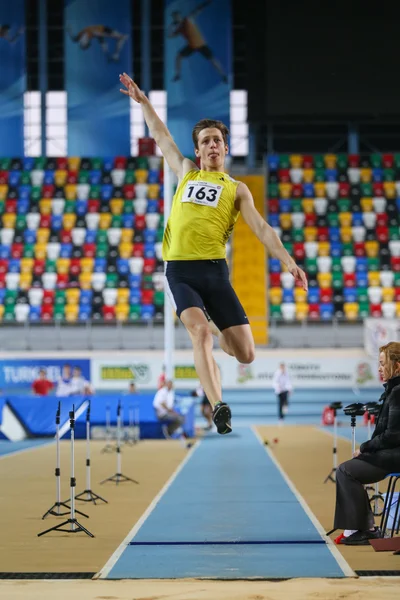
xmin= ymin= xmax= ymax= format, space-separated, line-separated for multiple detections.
xmin=162 ymin=169 xmax=240 ymax=261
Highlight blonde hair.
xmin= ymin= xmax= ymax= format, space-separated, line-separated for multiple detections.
xmin=379 ymin=342 xmax=400 ymax=380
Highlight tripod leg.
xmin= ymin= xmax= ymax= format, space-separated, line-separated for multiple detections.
xmin=38 ymin=519 xmax=70 ymax=537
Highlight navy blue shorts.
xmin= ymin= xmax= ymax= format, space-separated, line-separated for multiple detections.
xmin=165 ymin=259 xmax=248 ymax=332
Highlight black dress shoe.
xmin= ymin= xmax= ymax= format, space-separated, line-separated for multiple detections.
xmin=343 ymin=528 xmax=382 ymax=546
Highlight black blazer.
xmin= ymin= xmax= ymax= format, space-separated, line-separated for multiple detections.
xmin=359 ymin=375 xmax=400 ymax=472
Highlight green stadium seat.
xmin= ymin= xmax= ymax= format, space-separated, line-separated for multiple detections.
xmin=370 ymin=153 xmax=382 ymax=168
xmin=129 ymin=304 xmax=141 ymax=320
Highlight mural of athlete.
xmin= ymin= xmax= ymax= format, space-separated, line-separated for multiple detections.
xmin=168 ymin=1 xmax=228 ymax=83
xmin=66 ymin=24 xmax=128 ymax=62
xmin=0 ymin=25 xmax=24 ymax=44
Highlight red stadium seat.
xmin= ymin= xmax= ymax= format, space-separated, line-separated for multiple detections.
xmin=102 ymin=305 xmax=116 ymax=320
xmin=292 ymin=184 xmax=303 ymax=197
xmin=269 ymin=273 xmax=281 ymax=287
xmin=114 ymin=156 xmax=127 ymax=169
xmin=317 ymin=227 xmax=329 ymax=242
xmin=354 ymin=242 xmax=366 ymax=256
xmin=70 ymin=258 xmax=81 ymax=275
xmin=320 ymin=288 xmax=333 ymax=303
xmin=339 ymin=182 xmax=350 ymax=197
xmin=135 ymin=215 xmax=146 ymax=230
xmin=308 ymin=303 xmax=320 ymax=319
xmin=373 ymin=182 xmax=384 ymax=196
xmin=41 ymin=304 xmax=54 ymax=321
xmin=303 ymin=155 xmax=313 ymax=168
xmin=133 ymin=243 xmax=144 ymax=257
xmin=88 ymin=199 xmax=100 ymax=213
xmin=394 ymin=287 xmax=400 ymax=301
xmin=305 ymin=213 xmax=317 ymax=227
xmin=0 ymin=259 xmax=8 ymax=274
xmin=5 ymin=199 xmax=17 ymax=213
xmin=344 ymin=273 xmax=356 ymax=287
xmin=382 ymin=154 xmax=394 ymax=168
xmin=33 ymin=259 xmax=45 ymax=276
xmin=0 ymin=171 xmax=9 ymax=184
xmin=391 ymin=257 xmax=400 ymax=272
xmin=40 ymin=214 xmax=51 ymax=228
xmin=293 ymin=242 xmax=305 ymax=260
xmin=376 ymin=213 xmax=388 ymax=227
xmin=83 ymin=243 xmax=96 ymax=258
xmin=42 ymin=290 xmax=55 ymax=305
xmin=138 ymin=137 xmax=156 ymax=156
xmin=57 ymin=157 xmax=68 ymax=170
xmin=269 ymin=199 xmax=279 ymax=213
xmin=42 ymin=184 xmax=55 ymax=198
xmin=376 ymin=226 xmax=389 ymax=243
xmin=141 ymin=289 xmax=155 ymax=305
xmin=143 ymin=258 xmax=156 ymax=274
xmin=11 ymin=243 xmax=23 ymax=258
xmin=278 ymin=169 xmax=290 ymax=183
xmin=370 ymin=303 xmax=382 ymax=317
xmin=348 ymin=155 xmax=360 ymax=168
xmin=67 ymin=171 xmax=78 ymax=184
xmin=57 ymin=273 xmax=69 ymax=288
xmin=123 ymin=184 xmax=135 ymax=199
xmin=60 ymin=230 xmax=72 ymax=244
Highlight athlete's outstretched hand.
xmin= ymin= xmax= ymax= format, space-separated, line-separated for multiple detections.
xmin=288 ymin=263 xmax=308 ymax=291
xmin=119 ymin=73 xmax=146 ymax=103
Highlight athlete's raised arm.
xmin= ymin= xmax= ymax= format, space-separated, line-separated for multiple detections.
xmin=235 ymin=182 xmax=308 ymax=290
xmin=119 ymin=73 xmax=197 ymax=179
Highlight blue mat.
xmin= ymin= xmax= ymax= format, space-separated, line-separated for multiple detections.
xmin=0 ymin=439 xmax=51 ymax=457
xmin=105 ymin=427 xmax=347 ymax=579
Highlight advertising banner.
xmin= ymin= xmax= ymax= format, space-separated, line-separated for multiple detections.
xmin=0 ymin=3 xmax=26 ymax=155
xmin=0 ymin=359 xmax=90 ymax=392
xmin=64 ymin=0 xmax=132 ymax=155
xmin=364 ymin=318 xmax=400 ymax=358
xmin=164 ymin=0 xmax=232 ymax=157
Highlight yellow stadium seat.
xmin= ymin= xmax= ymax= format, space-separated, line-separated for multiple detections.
xmin=54 ymin=170 xmax=67 ymax=186
xmin=294 ymin=288 xmax=307 ymax=303
xmin=360 ymin=197 xmax=373 ymax=212
xmin=290 ymin=154 xmax=303 ymax=168
xmin=121 ymin=229 xmax=133 ymax=243
xmin=68 ymin=157 xmax=81 ymax=171
xmin=119 ymin=242 xmax=132 ymax=259
xmin=344 ymin=302 xmax=359 ymax=320
xmin=296 ymin=302 xmax=309 ymax=320
xmin=65 ymin=304 xmax=79 ymax=322
xmin=338 ymin=212 xmax=352 ymax=227
xmin=280 ymin=214 xmax=292 ymax=230
xmin=66 ymin=288 xmax=80 ymax=305
xmin=303 ymin=169 xmax=315 ymax=183
xmin=0 ymin=184 xmax=8 ymax=200
xmin=56 ymin=258 xmax=70 ymax=275
xmin=302 ymin=199 xmax=314 ymax=214
xmin=324 ymin=154 xmax=337 ymax=169
xmin=110 ymin=199 xmax=124 ymax=215
xmin=147 ymin=184 xmax=160 ymax=199
xmin=396 ymin=303 xmax=400 ymax=318
xmin=79 ymin=272 xmax=92 ymax=290
xmin=19 ymin=273 xmax=32 ymax=290
xmin=368 ymin=271 xmax=381 ymax=287
xmin=20 ymin=258 xmax=34 ymax=273
xmin=117 ymin=288 xmax=130 ymax=304
xmin=39 ymin=199 xmax=52 ymax=215
xmin=34 ymin=243 xmax=47 ymax=260
xmin=314 ymin=182 xmax=326 ymax=197
xmin=269 ymin=287 xmax=282 ymax=305
xmin=340 ymin=227 xmax=352 ymax=243
xmin=80 ymin=258 xmax=94 ymax=273
xmin=383 ymin=182 xmax=396 ymax=198
xmin=360 ymin=168 xmax=372 ymax=183
xmin=63 ymin=214 xmax=76 ymax=230
xmin=36 ymin=228 xmax=50 ymax=244
xmin=382 ymin=287 xmax=395 ymax=302
xmin=279 ymin=183 xmax=292 ymax=198
xmin=65 ymin=184 xmax=77 ymax=201
xmin=0 ymin=305 xmax=4 ymax=321
xmin=2 ymin=213 xmax=16 ymax=228
xmin=317 ymin=272 xmax=332 ymax=289
xmin=115 ymin=303 xmax=129 ymax=321
xmin=99 ymin=213 xmax=112 ymax=229
xmin=135 ymin=169 xmax=148 ymax=184
xmin=365 ymin=241 xmax=379 ymax=258
xmin=304 ymin=227 xmax=317 ymax=242
xmin=318 ymin=241 xmax=330 ymax=257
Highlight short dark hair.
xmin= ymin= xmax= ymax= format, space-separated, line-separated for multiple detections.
xmin=192 ymin=119 xmax=229 ymax=149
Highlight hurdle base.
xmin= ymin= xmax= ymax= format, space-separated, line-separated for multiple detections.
xmin=101 ymin=443 xmax=117 ymax=454
xmin=75 ymin=488 xmax=108 ymax=504
xmin=323 ymin=468 xmax=336 ymax=484
xmin=38 ymin=518 xmax=94 ymax=538
xmin=42 ymin=501 xmax=71 ymax=520
xmin=100 ymin=472 xmax=139 ymax=485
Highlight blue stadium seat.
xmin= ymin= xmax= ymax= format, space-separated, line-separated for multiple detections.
xmin=144 ymin=243 xmax=155 ymax=258
xmin=122 ymin=214 xmax=134 ymax=228
xmin=372 ymin=168 xmax=384 ymax=182
xmin=117 ymin=258 xmax=129 ymax=274
xmin=352 ymin=212 xmax=363 ymax=226
xmin=308 ymin=288 xmax=320 ymax=303
xmin=329 ymin=227 xmax=340 ymax=242
xmin=129 ymin=274 xmax=142 ymax=289
xmin=23 ymin=157 xmax=35 ymax=171
xmin=159 ymin=184 xmax=164 ymax=198
xmin=100 ymin=184 xmax=113 ymax=201
xmin=103 ymin=157 xmax=114 ymax=172
xmin=320 ymin=303 xmax=334 ymax=320
xmin=147 ymin=200 xmax=159 ymax=213
xmin=144 ymin=229 xmax=156 ymax=244
xmin=89 ymin=170 xmax=102 ymax=185
xmin=279 ymin=199 xmax=291 ymax=213
xmin=269 ymin=258 xmax=281 ymax=273
xmin=17 ymin=199 xmax=30 ymax=215
xmin=283 ymin=289 xmax=294 ymax=302
xmin=85 ymin=230 xmax=97 ymax=244
xmin=8 ymin=259 xmax=21 ymax=273
xmin=0 ymin=289 xmax=6 ymax=303
xmin=325 ymin=169 xmax=338 ymax=182
xmin=344 ymin=288 xmax=357 ymax=303
xmin=330 ymin=241 xmax=342 ymax=257
xmin=148 ymin=169 xmax=159 ymax=184
xmin=268 ymin=214 xmax=280 ymax=227
xmin=43 ymin=170 xmax=55 ymax=185
xmin=29 ymin=306 xmax=41 ymax=321
xmin=94 ymin=258 xmax=107 ymax=272
xmin=355 ymin=257 xmax=368 ymax=272
xmin=80 ymin=290 xmax=93 ymax=305
xmin=51 ymin=215 xmax=63 ymax=230
xmin=356 ymin=272 xmax=368 ymax=287
xmin=18 ymin=185 xmax=31 ymax=200
xmin=129 ymin=290 xmax=141 ymax=304
xmin=8 ymin=171 xmax=21 ymax=186
xmin=0 ymin=245 xmax=11 ymax=259
xmin=303 ymin=183 xmax=315 ymax=197
xmin=267 ymin=155 xmax=279 ymax=171
xmin=60 ymin=243 xmax=72 ymax=258
xmin=76 ymin=200 xmax=88 ymax=216
xmin=79 ymin=307 xmax=92 ymax=320
xmin=24 ymin=230 xmax=36 ymax=244
xmin=141 ymin=305 xmax=155 ymax=319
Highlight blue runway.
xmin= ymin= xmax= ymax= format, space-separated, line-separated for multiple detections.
xmin=0 ymin=439 xmax=51 ymax=458
xmin=103 ymin=427 xmax=349 ymax=579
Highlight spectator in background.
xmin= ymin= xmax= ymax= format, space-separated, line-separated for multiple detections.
xmin=70 ymin=365 xmax=93 ymax=396
xmin=56 ymin=363 xmax=72 ymax=397
xmin=127 ymin=381 xmax=138 ymax=394
xmin=32 ymin=368 xmax=54 ymax=396
xmin=157 ymin=365 xmax=166 ymax=389
xmin=272 ymin=362 xmax=292 ymax=422
xmin=153 ymin=379 xmax=185 ymax=439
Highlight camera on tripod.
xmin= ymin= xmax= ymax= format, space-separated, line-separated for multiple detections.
xmin=343 ymin=402 xmax=365 ymax=416
xmin=363 ymin=402 xmax=380 ymax=417
xmin=329 ymin=401 xmax=343 ymax=411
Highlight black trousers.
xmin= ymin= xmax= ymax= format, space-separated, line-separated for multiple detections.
xmin=278 ymin=391 xmax=288 ymax=419
xmin=334 ymin=458 xmax=390 ymax=530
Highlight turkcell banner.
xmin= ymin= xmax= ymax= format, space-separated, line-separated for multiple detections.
xmin=0 ymin=359 xmax=90 ymax=391
xmin=0 ymin=4 xmax=26 ymax=155
xmin=64 ymin=0 xmax=131 ymax=156
xmin=164 ymin=0 xmax=232 ymax=157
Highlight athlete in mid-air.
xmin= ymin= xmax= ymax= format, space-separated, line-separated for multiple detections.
xmin=167 ymin=1 xmax=228 ymax=83
xmin=66 ymin=24 xmax=128 ymax=62
xmin=119 ymin=73 xmax=307 ymax=435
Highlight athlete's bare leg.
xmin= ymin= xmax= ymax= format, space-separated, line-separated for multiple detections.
xmin=209 ymin=56 xmax=228 ymax=83
xmin=108 ymin=32 xmax=128 ymax=61
xmin=209 ymin=321 xmax=255 ymax=364
xmin=173 ymin=51 xmax=184 ymax=81
xmin=180 ymin=307 xmax=222 ymax=409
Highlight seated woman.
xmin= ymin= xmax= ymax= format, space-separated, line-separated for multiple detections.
xmin=333 ymin=341 xmax=400 ymax=545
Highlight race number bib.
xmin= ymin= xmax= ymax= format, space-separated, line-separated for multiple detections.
xmin=181 ymin=180 xmax=223 ymax=208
